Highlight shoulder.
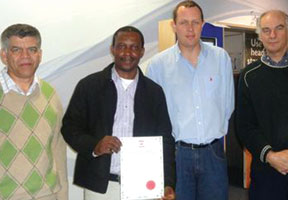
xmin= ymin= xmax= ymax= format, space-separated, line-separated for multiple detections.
xmin=79 ymin=71 xmax=104 ymax=84
xmin=241 ymin=60 xmax=263 ymax=77
xmin=155 ymin=45 xmax=175 ymax=58
xmin=39 ymin=79 xmax=63 ymax=112
xmin=39 ymin=79 xmax=56 ymax=94
xmin=203 ymin=42 xmax=230 ymax=59
xmin=139 ymin=73 xmax=165 ymax=97
xmin=239 ymin=60 xmax=263 ymax=86
xmin=77 ymin=65 xmax=111 ymax=88
xmin=142 ymin=75 xmax=163 ymax=90
xmin=149 ymin=45 xmax=176 ymax=65
xmin=147 ymin=45 xmax=177 ymax=76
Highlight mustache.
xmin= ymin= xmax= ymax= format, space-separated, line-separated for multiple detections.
xmin=120 ymin=56 xmax=135 ymax=62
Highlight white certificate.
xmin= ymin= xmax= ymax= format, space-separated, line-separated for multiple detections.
xmin=120 ymin=136 xmax=164 ymax=200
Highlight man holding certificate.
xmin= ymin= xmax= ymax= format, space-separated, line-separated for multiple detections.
xmin=61 ymin=26 xmax=175 ymax=200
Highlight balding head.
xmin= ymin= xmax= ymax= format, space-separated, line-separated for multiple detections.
xmin=256 ymin=10 xmax=288 ymax=35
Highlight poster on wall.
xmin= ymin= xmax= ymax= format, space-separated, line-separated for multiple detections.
xmin=245 ymin=32 xmax=264 ymax=66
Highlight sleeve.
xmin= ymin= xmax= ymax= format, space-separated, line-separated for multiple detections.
xmin=224 ymin=51 xmax=235 ymax=122
xmin=156 ymin=88 xmax=176 ymax=189
xmin=61 ymin=79 xmax=98 ymax=159
xmin=147 ymin=58 xmax=175 ymax=187
xmin=236 ymin=69 xmax=271 ymax=162
xmin=52 ymin=95 xmax=68 ymax=200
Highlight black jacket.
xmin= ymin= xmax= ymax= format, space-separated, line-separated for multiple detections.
xmin=61 ymin=63 xmax=175 ymax=193
xmin=237 ymin=59 xmax=288 ymax=170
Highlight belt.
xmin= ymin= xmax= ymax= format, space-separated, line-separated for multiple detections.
xmin=109 ymin=174 xmax=120 ymax=182
xmin=177 ymin=139 xmax=219 ymax=149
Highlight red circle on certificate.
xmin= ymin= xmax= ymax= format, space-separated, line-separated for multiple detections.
xmin=146 ymin=180 xmax=156 ymax=190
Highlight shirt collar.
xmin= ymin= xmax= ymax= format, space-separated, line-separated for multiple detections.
xmin=261 ymin=51 xmax=288 ymax=68
xmin=111 ymin=65 xmax=139 ymax=86
xmin=0 ymin=67 xmax=39 ymax=95
xmin=174 ymin=40 xmax=206 ymax=62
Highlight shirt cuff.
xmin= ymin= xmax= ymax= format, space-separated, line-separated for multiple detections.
xmin=260 ymin=145 xmax=272 ymax=163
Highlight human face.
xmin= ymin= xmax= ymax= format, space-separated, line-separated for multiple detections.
xmin=111 ymin=31 xmax=144 ymax=79
xmin=0 ymin=36 xmax=42 ymax=83
xmin=172 ymin=6 xmax=204 ymax=51
xmin=259 ymin=11 xmax=288 ymax=59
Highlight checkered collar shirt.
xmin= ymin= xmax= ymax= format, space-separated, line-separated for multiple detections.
xmin=0 ymin=67 xmax=39 ymax=96
xmin=261 ymin=51 xmax=288 ymax=68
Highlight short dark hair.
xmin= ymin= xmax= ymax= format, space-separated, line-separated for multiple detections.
xmin=173 ymin=0 xmax=204 ymax=22
xmin=1 ymin=23 xmax=41 ymax=50
xmin=112 ymin=26 xmax=144 ymax=48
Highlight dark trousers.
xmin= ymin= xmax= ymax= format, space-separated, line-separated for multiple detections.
xmin=249 ymin=166 xmax=288 ymax=200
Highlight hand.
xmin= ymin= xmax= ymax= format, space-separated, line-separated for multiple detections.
xmin=266 ymin=149 xmax=288 ymax=175
xmin=93 ymin=136 xmax=122 ymax=156
xmin=160 ymin=186 xmax=175 ymax=200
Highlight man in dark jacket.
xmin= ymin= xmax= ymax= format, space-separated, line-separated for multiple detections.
xmin=237 ymin=10 xmax=288 ymax=200
xmin=61 ymin=26 xmax=175 ymax=200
